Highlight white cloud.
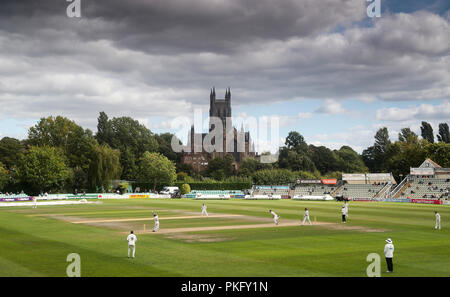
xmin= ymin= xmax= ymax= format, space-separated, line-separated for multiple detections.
xmin=306 ymin=125 xmax=377 ymax=153
xmin=315 ymin=99 xmax=346 ymax=115
xmin=376 ymin=100 xmax=450 ymax=122
xmin=298 ymin=112 xmax=313 ymax=119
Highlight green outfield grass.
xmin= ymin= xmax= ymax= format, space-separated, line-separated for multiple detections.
xmin=0 ymin=199 xmax=449 ymax=277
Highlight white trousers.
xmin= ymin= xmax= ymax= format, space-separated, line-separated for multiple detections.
xmin=202 ymin=210 xmax=208 ymax=216
xmin=153 ymin=222 xmax=160 ymax=231
xmin=128 ymin=245 xmax=135 ymax=258
xmin=435 ymin=220 xmax=441 ymax=230
xmin=302 ymin=216 xmax=312 ymax=225
xmin=274 ymin=216 xmax=279 ymax=225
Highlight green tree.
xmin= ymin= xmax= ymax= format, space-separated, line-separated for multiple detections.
xmin=278 ymin=147 xmax=316 ymax=172
xmin=0 ymin=137 xmax=25 ymax=170
xmin=95 ymin=114 xmax=159 ymax=180
xmin=437 ymin=123 xmax=450 ymax=143
xmin=309 ymin=145 xmax=338 ymax=174
xmin=119 ymin=181 xmax=130 ymax=193
xmin=383 ymin=139 xmax=427 ymax=180
xmin=205 ymin=154 xmax=235 ymax=180
xmin=88 ymin=144 xmax=122 ymax=191
xmin=237 ymin=158 xmax=272 ymax=177
xmin=18 ymin=146 xmax=69 ymax=194
xmin=137 ymin=152 xmax=176 ymax=191
xmin=0 ymin=162 xmax=9 ymax=191
xmin=424 ymin=142 xmax=450 ymax=167
xmin=252 ymin=169 xmax=296 ymax=185
xmin=95 ymin=111 xmax=113 ymax=145
xmin=334 ymin=146 xmax=368 ymax=173
xmin=420 ymin=121 xmax=434 ymax=143
xmin=374 ymin=127 xmax=391 ymax=155
xmin=398 ymin=128 xmax=418 ymax=143
xmin=108 ymin=117 xmax=158 ymax=157
xmin=26 ymin=116 xmax=96 ymax=189
xmin=294 ymin=170 xmax=322 ymax=180
xmin=176 ymin=162 xmax=194 ymax=176
xmin=177 ymin=172 xmax=194 ymax=183
xmin=180 ymin=183 xmax=191 ymax=195
xmin=156 ymin=133 xmax=179 ymax=162
xmin=361 ymin=146 xmax=376 ymax=172
xmin=363 ymin=127 xmax=393 ymax=172
xmin=285 ymin=131 xmax=308 ymax=153
xmin=120 ymin=147 xmax=138 ymax=180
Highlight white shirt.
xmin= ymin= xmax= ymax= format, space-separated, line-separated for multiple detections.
xmin=270 ymin=211 xmax=278 ymax=218
xmin=304 ymin=210 xmax=309 ymax=217
xmin=384 ymin=243 xmax=394 ymax=258
xmin=436 ymin=213 xmax=441 ymax=221
xmin=127 ymin=234 xmax=137 ymax=246
xmin=341 ymin=207 xmax=347 ymax=215
xmin=202 ymin=205 xmax=207 ymax=211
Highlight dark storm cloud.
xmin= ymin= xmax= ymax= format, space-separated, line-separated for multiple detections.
xmin=0 ymin=0 xmax=365 ymax=54
xmin=87 ymin=0 xmax=365 ymax=53
xmin=0 ymin=0 xmax=449 ymax=140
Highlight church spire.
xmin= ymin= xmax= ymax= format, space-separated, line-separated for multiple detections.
xmin=225 ymin=87 xmax=231 ymax=101
xmin=210 ymin=87 xmax=216 ymax=102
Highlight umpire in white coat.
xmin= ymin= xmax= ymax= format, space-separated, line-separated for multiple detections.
xmin=384 ymin=238 xmax=395 ymax=273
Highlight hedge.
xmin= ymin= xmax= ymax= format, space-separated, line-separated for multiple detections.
xmin=174 ymin=182 xmax=252 ymax=190
xmin=132 ymin=181 xmax=252 ymax=192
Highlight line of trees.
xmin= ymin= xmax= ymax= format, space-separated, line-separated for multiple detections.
xmin=362 ymin=122 xmax=450 ymax=180
xmin=0 ymin=113 xmax=448 ymax=194
xmin=0 ymin=114 xmax=177 ymax=194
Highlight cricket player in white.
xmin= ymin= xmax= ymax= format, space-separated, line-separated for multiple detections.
xmin=153 ymin=213 xmax=160 ymax=232
xmin=384 ymin=238 xmax=394 ymax=273
xmin=341 ymin=205 xmax=347 ymax=223
xmin=269 ymin=210 xmax=279 ymax=225
xmin=127 ymin=230 xmax=137 ymax=258
xmin=33 ymin=197 xmax=37 ymax=209
xmin=344 ymin=202 xmax=349 ymax=219
xmin=302 ymin=208 xmax=312 ymax=225
xmin=201 ymin=204 xmax=208 ymax=217
xmin=435 ymin=211 xmax=441 ymax=230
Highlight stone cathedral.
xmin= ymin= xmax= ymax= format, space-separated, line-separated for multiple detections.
xmin=181 ymin=88 xmax=256 ymax=172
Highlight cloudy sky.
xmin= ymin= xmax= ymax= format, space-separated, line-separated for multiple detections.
xmin=0 ymin=0 xmax=449 ymax=153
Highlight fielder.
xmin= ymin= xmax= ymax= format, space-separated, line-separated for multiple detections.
xmin=127 ymin=230 xmax=137 ymax=258
xmin=269 ymin=210 xmax=280 ymax=225
xmin=32 ymin=196 xmax=37 ymax=209
xmin=153 ymin=213 xmax=160 ymax=232
xmin=344 ymin=202 xmax=349 ymax=219
xmin=201 ymin=204 xmax=208 ymax=217
xmin=302 ymin=208 xmax=312 ymax=225
xmin=435 ymin=211 xmax=441 ymax=230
